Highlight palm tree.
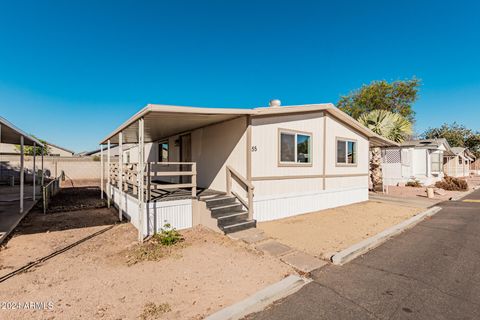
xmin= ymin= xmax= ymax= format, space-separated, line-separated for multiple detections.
xmin=358 ymin=110 xmax=413 ymax=191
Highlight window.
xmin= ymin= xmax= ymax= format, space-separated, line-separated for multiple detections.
xmin=431 ymin=152 xmax=442 ymax=172
xmin=279 ymin=130 xmax=311 ymax=164
xmin=159 ymin=141 xmax=169 ymax=162
xmin=459 ymin=157 xmax=463 ymax=165
xmin=336 ymin=139 xmax=357 ymax=165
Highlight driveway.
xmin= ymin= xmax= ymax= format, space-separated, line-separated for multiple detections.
xmin=247 ymin=189 xmax=480 ymax=320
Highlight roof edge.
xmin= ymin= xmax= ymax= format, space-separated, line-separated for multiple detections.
xmin=99 ymin=103 xmax=399 ymax=147
xmin=0 ymin=116 xmax=45 ymax=147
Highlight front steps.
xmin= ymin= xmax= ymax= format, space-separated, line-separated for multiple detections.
xmin=200 ymin=194 xmax=256 ymax=234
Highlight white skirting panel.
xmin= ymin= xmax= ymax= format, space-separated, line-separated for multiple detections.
xmin=109 ymin=185 xmax=193 ymax=236
xmin=253 ymin=186 xmax=368 ymax=222
xmin=110 ymin=185 xmax=140 ymax=229
xmin=145 ymin=199 xmax=193 ymax=236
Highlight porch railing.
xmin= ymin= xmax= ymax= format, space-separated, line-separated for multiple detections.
xmin=226 ymin=165 xmax=254 ymax=220
xmin=146 ymin=162 xmax=197 ymax=198
xmin=109 ymin=162 xmax=197 ymax=199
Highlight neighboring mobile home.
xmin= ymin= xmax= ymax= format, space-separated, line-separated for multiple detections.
xmin=444 ymin=147 xmax=475 ymax=177
xmin=381 ymin=139 xmax=451 ymax=186
xmin=99 ymin=102 xmax=396 ymax=241
xmin=0 ymin=141 xmax=74 ymax=157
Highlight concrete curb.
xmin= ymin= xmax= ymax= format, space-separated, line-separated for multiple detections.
xmin=206 ymin=275 xmax=311 ymax=320
xmin=331 ymin=206 xmax=442 ymax=265
xmin=450 ymin=188 xmax=477 ymax=201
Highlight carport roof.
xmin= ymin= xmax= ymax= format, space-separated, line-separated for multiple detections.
xmin=0 ymin=116 xmax=44 ymax=147
xmin=99 ymin=103 xmax=398 ymax=147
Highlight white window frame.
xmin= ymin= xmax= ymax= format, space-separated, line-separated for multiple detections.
xmin=336 ymin=138 xmax=358 ymax=167
xmin=431 ymin=151 xmax=442 ymax=173
xmin=278 ymin=129 xmax=312 ymax=167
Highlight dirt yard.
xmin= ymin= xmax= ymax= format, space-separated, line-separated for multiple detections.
xmin=0 ymin=193 xmax=292 ymax=319
xmin=258 ymin=201 xmax=423 ymax=259
xmin=43 ymin=186 xmax=106 ymax=212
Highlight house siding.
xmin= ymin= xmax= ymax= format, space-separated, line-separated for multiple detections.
xmin=250 ymin=111 xmax=369 ymax=221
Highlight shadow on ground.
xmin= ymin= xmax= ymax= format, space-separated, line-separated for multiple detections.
xmin=11 ymin=187 xmax=118 ymax=236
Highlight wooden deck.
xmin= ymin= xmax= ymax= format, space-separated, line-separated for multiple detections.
xmin=120 ymin=184 xmax=224 ymax=202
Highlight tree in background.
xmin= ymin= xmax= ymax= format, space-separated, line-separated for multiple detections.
xmin=337 ymin=78 xmax=418 ymax=191
xmin=423 ymin=123 xmax=480 ymax=157
xmin=359 ymin=110 xmax=413 ymax=190
xmin=14 ymin=136 xmax=50 ymax=156
xmin=338 ymin=78 xmax=420 ymax=122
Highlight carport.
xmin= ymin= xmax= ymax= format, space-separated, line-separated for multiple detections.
xmin=0 ymin=116 xmax=44 ymax=243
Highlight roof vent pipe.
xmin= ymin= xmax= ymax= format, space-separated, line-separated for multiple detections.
xmin=269 ymin=99 xmax=281 ymax=107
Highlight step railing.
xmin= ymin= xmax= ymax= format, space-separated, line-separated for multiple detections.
xmin=226 ymin=165 xmax=254 ymax=220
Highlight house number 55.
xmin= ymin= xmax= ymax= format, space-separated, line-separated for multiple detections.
xmin=251 ymin=146 xmax=258 ymax=152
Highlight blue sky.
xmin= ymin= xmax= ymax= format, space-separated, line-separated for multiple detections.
xmin=1 ymin=0 xmax=479 ymax=152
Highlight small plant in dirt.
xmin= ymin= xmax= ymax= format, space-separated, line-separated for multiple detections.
xmin=435 ymin=175 xmax=468 ymax=191
xmin=125 ymin=223 xmax=186 ymax=265
xmin=140 ymin=302 xmax=171 ymax=320
xmin=153 ymin=223 xmax=183 ymax=246
xmin=406 ymin=179 xmax=422 ymax=187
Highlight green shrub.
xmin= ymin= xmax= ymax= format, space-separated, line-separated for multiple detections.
xmin=406 ymin=179 xmax=422 ymax=187
xmin=154 ymin=223 xmax=183 ymax=246
xmin=435 ymin=176 xmax=468 ymax=191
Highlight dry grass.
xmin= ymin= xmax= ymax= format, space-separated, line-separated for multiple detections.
xmin=140 ymin=302 xmax=172 ymax=320
xmin=124 ymin=236 xmax=188 ymax=265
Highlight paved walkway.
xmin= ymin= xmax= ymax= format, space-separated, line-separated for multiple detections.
xmin=0 ymin=185 xmax=40 ymax=244
xmin=247 ymin=189 xmax=480 ymax=319
xmin=229 ymin=228 xmax=327 ymax=273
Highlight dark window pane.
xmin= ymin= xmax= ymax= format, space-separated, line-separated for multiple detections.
xmin=337 ymin=140 xmax=346 ymax=163
xmin=297 ymin=134 xmax=311 ymax=163
xmin=159 ymin=142 xmax=169 ymax=162
xmin=348 ymin=141 xmax=356 ymax=164
xmin=281 ymin=133 xmax=295 ymax=162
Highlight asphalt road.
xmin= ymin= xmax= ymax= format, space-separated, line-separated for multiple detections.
xmin=247 ymin=189 xmax=480 ymax=320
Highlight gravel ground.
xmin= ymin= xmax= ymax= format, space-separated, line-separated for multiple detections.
xmin=258 ymin=201 xmax=423 ymax=259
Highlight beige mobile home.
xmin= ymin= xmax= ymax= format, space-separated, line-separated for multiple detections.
xmin=99 ymin=102 xmax=395 ymax=241
xmin=0 ymin=141 xmax=74 ymax=157
xmin=444 ymin=147 xmax=475 ymax=177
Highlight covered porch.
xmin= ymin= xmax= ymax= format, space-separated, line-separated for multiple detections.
xmin=0 ymin=116 xmax=45 ymax=244
xmin=99 ymin=105 xmax=256 ymax=242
